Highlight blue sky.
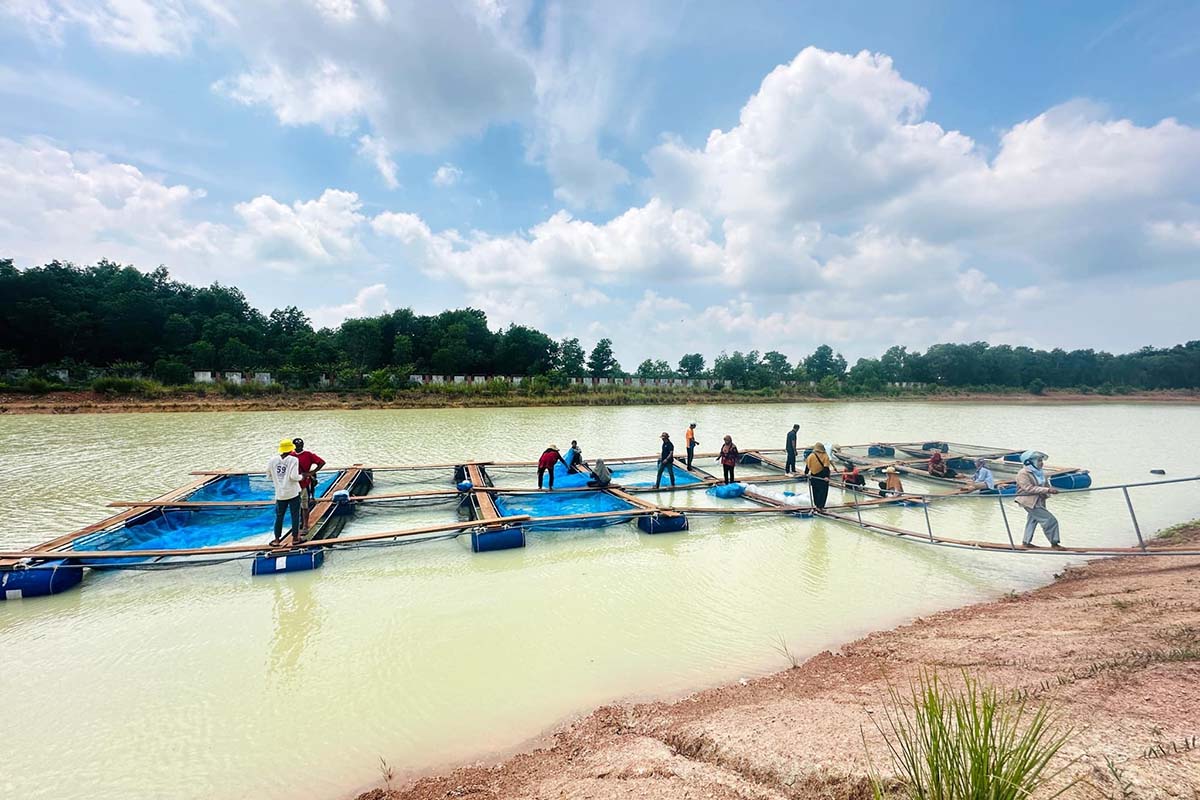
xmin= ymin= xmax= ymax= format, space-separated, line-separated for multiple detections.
xmin=2 ymin=0 xmax=1199 ymax=364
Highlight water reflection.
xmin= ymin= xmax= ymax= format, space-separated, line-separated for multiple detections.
xmin=269 ymin=575 xmax=322 ymax=686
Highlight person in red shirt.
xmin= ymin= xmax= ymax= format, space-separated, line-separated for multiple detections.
xmin=537 ymin=445 xmax=567 ymax=490
xmin=289 ymin=437 xmax=327 ymax=503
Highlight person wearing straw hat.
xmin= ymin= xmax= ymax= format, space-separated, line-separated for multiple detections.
xmin=804 ymin=442 xmax=833 ymax=509
xmin=537 ymin=445 xmax=567 ymax=490
xmin=267 ymin=438 xmax=303 ymax=546
xmin=1015 ymin=450 xmax=1062 ymax=549
xmin=878 ymin=465 xmax=904 ymax=496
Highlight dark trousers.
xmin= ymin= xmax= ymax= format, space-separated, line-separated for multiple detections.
xmin=655 ymin=460 xmax=675 ymax=488
xmin=810 ymin=478 xmax=830 ymax=509
xmin=722 ymin=464 xmax=735 ymax=483
xmin=537 ymin=466 xmax=554 ymax=490
xmin=274 ymin=496 xmax=301 ymax=540
xmin=686 ymin=444 xmax=695 ymax=469
xmin=785 ymin=450 xmax=796 ymax=472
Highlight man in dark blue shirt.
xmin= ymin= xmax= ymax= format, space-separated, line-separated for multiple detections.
xmin=785 ymin=424 xmax=800 ymax=473
xmin=654 ymin=431 xmax=676 ymax=489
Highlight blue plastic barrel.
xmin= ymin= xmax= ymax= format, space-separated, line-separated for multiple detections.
xmin=868 ymin=445 xmax=895 ymax=457
xmin=471 ymin=525 xmax=526 ymax=553
xmin=0 ymin=560 xmax=84 ymax=600
xmin=252 ymin=549 xmax=325 ymax=575
xmin=1050 ymin=472 xmax=1092 ymax=490
xmin=456 ymin=480 xmax=473 ymax=492
xmin=637 ymin=514 xmax=689 ymax=534
xmin=331 ymin=489 xmax=354 ymax=517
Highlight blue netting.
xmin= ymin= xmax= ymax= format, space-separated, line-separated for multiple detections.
xmin=493 ymin=490 xmax=637 ymax=530
xmin=185 ymin=472 xmax=339 ymax=502
xmin=547 ymin=462 xmax=703 ymax=489
xmin=73 ymin=507 xmax=277 ymax=563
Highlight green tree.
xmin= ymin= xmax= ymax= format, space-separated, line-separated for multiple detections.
xmin=587 ymin=338 xmax=621 ymax=377
xmin=803 ymin=345 xmax=847 ymax=380
xmin=635 ymin=359 xmax=672 ymax=378
xmin=677 ymin=353 xmax=705 ymax=377
xmin=761 ymin=350 xmax=792 ymax=383
xmin=557 ymin=337 xmax=587 ymax=376
xmin=494 ymin=324 xmax=557 ymax=375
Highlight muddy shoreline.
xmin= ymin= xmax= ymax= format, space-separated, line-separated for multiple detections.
xmin=2 ymin=389 xmax=1197 ymax=415
xmin=354 ymin=525 xmax=1200 ymax=800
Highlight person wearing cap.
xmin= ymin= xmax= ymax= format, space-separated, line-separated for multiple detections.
xmin=804 ymin=442 xmax=833 ymax=509
xmin=970 ymin=457 xmax=996 ymax=491
xmin=1015 ymin=450 xmax=1062 ymax=549
xmin=784 ymin=424 xmax=800 ymax=473
xmin=563 ymin=440 xmax=585 ymax=472
xmin=267 ymin=438 xmax=303 ymax=546
xmin=288 ymin=437 xmax=327 ymax=503
xmin=654 ymin=432 xmax=676 ymax=489
xmin=684 ymin=423 xmax=698 ymax=469
xmin=878 ymin=465 xmax=904 ymax=496
xmin=718 ymin=435 xmax=739 ymax=484
xmin=537 ymin=445 xmax=567 ymax=490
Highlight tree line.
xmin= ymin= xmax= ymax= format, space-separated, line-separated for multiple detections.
xmin=2 ymin=259 xmax=1198 ymax=392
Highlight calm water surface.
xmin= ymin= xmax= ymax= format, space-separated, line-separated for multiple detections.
xmin=2 ymin=402 xmax=1198 ymax=800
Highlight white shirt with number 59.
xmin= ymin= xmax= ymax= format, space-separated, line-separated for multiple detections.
xmin=267 ymin=454 xmax=301 ymax=500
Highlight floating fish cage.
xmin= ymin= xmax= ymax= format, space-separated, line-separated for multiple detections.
xmin=6 ymin=440 xmax=1191 ymax=602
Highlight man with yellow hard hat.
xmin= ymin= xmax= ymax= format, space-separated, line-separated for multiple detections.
xmin=267 ymin=438 xmax=303 ymax=546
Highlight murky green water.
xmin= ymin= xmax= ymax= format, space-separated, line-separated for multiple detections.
xmin=2 ymin=402 xmax=1198 ymax=800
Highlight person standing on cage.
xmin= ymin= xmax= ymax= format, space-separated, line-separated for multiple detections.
xmin=289 ymin=438 xmax=326 ymax=503
xmin=654 ymin=432 xmax=676 ymax=489
xmin=805 ymin=442 xmax=833 ymax=510
xmin=1015 ymin=450 xmax=1062 ymax=549
xmin=718 ymin=435 xmax=739 ymax=484
xmin=685 ymin=423 xmax=698 ymax=469
xmin=784 ymin=424 xmax=800 ymax=473
xmin=537 ymin=445 xmax=567 ymax=490
xmin=267 ymin=438 xmax=303 ymax=546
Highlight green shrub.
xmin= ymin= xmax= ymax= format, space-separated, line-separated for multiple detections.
xmin=153 ymin=359 xmax=192 ymax=386
xmin=92 ymin=377 xmax=166 ymax=396
xmin=867 ymin=671 xmax=1072 ymax=800
xmin=1027 ymin=377 xmax=1046 ymax=395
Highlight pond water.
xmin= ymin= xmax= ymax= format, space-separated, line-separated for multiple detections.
xmin=2 ymin=402 xmax=1198 ymax=800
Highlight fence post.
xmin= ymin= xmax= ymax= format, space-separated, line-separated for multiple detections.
xmin=1122 ymin=486 xmax=1147 ymax=551
xmin=854 ymin=490 xmax=863 ymax=526
xmin=922 ymin=502 xmax=934 ymax=542
xmin=997 ymin=493 xmax=1016 ymax=549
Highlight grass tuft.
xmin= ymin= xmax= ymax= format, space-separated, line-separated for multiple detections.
xmin=865 ymin=670 xmax=1073 ymax=800
xmin=771 ymin=633 xmax=802 ymax=669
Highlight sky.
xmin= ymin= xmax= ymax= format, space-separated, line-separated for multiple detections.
xmin=2 ymin=0 xmax=1199 ymax=366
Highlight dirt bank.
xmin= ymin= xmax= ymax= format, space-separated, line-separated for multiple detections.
xmin=357 ymin=525 xmax=1200 ymax=800
xmin=2 ymin=389 xmax=1197 ymax=415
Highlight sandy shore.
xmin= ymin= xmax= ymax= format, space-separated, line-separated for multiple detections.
xmin=356 ymin=524 xmax=1200 ymax=800
xmin=2 ymin=389 xmax=1197 ymax=415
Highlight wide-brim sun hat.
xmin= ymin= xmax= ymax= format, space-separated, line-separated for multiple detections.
xmin=1021 ymin=450 xmax=1047 ymax=463
xmin=885 ymin=466 xmax=898 ymax=474
xmin=278 ymin=438 xmax=296 ymax=454
xmin=549 ymin=444 xmax=559 ymax=450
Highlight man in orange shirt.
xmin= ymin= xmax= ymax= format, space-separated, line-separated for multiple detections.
xmin=684 ymin=423 xmax=698 ymax=469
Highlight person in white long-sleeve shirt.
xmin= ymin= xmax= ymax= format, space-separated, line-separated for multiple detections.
xmin=267 ymin=438 xmax=303 ymax=546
